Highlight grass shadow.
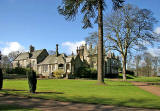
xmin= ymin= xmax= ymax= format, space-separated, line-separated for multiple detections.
xmin=36 ymin=92 xmax=64 ymax=94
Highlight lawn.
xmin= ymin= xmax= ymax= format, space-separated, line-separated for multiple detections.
xmin=1 ymin=79 xmax=160 ymax=109
xmin=118 ymin=73 xmax=160 ymax=82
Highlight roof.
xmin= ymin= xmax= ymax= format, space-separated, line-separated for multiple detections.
xmin=30 ymin=50 xmax=44 ymax=59
xmin=14 ymin=52 xmax=29 ymax=61
xmin=38 ymin=54 xmax=66 ymax=65
xmin=14 ymin=49 xmax=44 ymax=61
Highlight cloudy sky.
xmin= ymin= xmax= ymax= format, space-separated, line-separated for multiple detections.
xmin=0 ymin=0 xmax=160 ymax=55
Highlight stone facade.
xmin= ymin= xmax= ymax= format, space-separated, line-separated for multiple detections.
xmin=12 ymin=45 xmax=49 ymax=71
xmin=12 ymin=44 xmax=120 ymax=77
xmin=76 ymin=44 xmax=120 ymax=76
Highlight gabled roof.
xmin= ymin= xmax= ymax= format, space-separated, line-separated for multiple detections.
xmin=14 ymin=49 xmax=44 ymax=61
xmin=30 ymin=50 xmax=44 ymax=59
xmin=38 ymin=54 xmax=66 ymax=65
xmin=14 ymin=52 xmax=29 ymax=61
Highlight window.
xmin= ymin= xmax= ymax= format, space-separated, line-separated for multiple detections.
xmin=58 ymin=64 xmax=64 ymax=69
xmin=66 ymin=64 xmax=70 ymax=70
xmin=43 ymin=65 xmax=48 ymax=72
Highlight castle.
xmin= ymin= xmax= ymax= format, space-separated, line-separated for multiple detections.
xmin=12 ymin=44 xmax=120 ymax=77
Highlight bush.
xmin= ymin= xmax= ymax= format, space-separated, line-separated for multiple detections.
xmin=6 ymin=67 xmax=28 ymax=75
xmin=126 ymin=70 xmax=135 ymax=76
xmin=0 ymin=68 xmax=3 ymax=90
xmin=26 ymin=69 xmax=37 ymax=93
xmin=53 ymin=69 xmax=65 ymax=79
xmin=76 ymin=67 xmax=97 ymax=79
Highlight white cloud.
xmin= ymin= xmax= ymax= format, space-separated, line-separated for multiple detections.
xmin=147 ymin=48 xmax=160 ymax=57
xmin=155 ymin=27 xmax=160 ymax=34
xmin=62 ymin=41 xmax=86 ymax=54
xmin=1 ymin=42 xmax=25 ymax=55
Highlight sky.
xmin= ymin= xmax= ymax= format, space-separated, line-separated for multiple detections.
xmin=0 ymin=0 xmax=160 ymax=55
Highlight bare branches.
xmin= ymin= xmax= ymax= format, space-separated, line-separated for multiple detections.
xmin=104 ymin=4 xmax=157 ymax=56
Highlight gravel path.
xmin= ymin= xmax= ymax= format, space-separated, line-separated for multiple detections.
xmin=0 ymin=94 xmax=160 ymax=111
xmin=131 ymin=82 xmax=160 ymax=96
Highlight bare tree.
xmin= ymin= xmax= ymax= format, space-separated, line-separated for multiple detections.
xmin=135 ymin=55 xmax=141 ymax=76
xmin=8 ymin=51 xmax=20 ymax=61
xmin=104 ymin=4 xmax=158 ymax=80
xmin=152 ymin=56 xmax=158 ymax=76
xmin=85 ymin=32 xmax=98 ymax=47
xmin=143 ymin=52 xmax=152 ymax=77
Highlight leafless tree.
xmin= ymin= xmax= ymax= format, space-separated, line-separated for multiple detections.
xmin=8 ymin=51 xmax=20 ymax=61
xmin=104 ymin=4 xmax=158 ymax=80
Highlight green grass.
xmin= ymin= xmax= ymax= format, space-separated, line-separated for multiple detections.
xmin=0 ymin=105 xmax=38 ymax=111
xmin=1 ymin=79 xmax=160 ymax=109
xmin=129 ymin=77 xmax=160 ymax=82
xmin=118 ymin=73 xmax=160 ymax=82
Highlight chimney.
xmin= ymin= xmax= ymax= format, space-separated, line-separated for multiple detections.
xmin=76 ymin=47 xmax=79 ymax=54
xmin=72 ymin=51 xmax=74 ymax=56
xmin=56 ymin=44 xmax=59 ymax=56
xmin=29 ymin=45 xmax=35 ymax=53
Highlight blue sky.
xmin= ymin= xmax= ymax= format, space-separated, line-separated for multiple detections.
xmin=0 ymin=0 xmax=160 ymax=55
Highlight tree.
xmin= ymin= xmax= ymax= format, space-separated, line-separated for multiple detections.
xmin=26 ymin=68 xmax=37 ymax=93
xmin=1 ymin=55 xmax=11 ymax=69
xmin=152 ymin=56 xmax=158 ymax=76
xmin=58 ymin=0 xmax=124 ymax=84
xmin=8 ymin=51 xmax=20 ymax=61
xmin=135 ymin=55 xmax=141 ymax=76
xmin=143 ymin=52 xmax=152 ymax=77
xmin=104 ymin=4 xmax=158 ymax=80
xmin=85 ymin=32 xmax=98 ymax=47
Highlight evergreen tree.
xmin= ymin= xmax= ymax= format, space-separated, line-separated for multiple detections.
xmin=26 ymin=68 xmax=37 ymax=93
xmin=58 ymin=0 xmax=124 ymax=84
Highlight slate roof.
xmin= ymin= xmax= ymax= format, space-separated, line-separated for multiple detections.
xmin=14 ymin=52 xmax=29 ymax=60
xmin=30 ymin=50 xmax=44 ymax=59
xmin=14 ymin=50 xmax=44 ymax=61
xmin=38 ymin=54 xmax=67 ymax=65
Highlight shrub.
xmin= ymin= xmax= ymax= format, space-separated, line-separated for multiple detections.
xmin=0 ymin=68 xmax=3 ymax=90
xmin=76 ymin=67 xmax=97 ymax=79
xmin=26 ymin=68 xmax=37 ymax=93
xmin=53 ymin=69 xmax=65 ymax=79
xmin=6 ymin=67 xmax=28 ymax=75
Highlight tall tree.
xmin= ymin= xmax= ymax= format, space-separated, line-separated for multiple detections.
xmin=58 ymin=0 xmax=124 ymax=84
xmin=135 ymin=55 xmax=141 ymax=76
xmin=104 ymin=4 xmax=158 ymax=80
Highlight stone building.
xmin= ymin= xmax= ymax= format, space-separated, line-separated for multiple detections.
xmin=12 ymin=45 xmax=84 ymax=76
xmin=75 ymin=44 xmax=120 ymax=76
xmin=12 ymin=44 xmax=120 ymax=77
xmin=12 ymin=45 xmax=48 ymax=71
xmin=37 ymin=44 xmax=83 ymax=76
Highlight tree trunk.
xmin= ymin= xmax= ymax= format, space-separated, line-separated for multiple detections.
xmin=122 ymin=56 xmax=127 ymax=81
xmin=97 ymin=0 xmax=104 ymax=84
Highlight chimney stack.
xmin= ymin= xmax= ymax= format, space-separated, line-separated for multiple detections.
xmin=29 ymin=45 xmax=35 ymax=53
xmin=56 ymin=44 xmax=59 ymax=56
